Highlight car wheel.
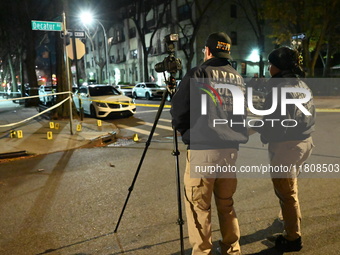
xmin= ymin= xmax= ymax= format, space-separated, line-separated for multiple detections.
xmin=133 ymin=92 xmax=138 ymax=99
xmin=145 ymin=92 xmax=151 ymax=100
xmin=90 ymin=105 xmax=97 ymax=118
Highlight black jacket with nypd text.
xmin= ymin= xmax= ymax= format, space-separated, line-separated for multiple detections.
xmin=252 ymin=71 xmax=316 ymax=144
xmin=171 ymin=57 xmax=249 ymax=150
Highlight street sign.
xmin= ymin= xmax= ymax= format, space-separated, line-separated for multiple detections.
xmin=66 ymin=39 xmax=86 ymax=60
xmin=292 ymin=33 xmax=306 ymax=40
xmin=31 ymin=20 xmax=63 ymax=31
xmin=60 ymin=30 xmax=86 ymax=39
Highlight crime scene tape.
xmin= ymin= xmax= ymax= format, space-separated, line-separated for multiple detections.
xmin=82 ymin=98 xmax=340 ymax=112
xmin=79 ymin=98 xmax=171 ymax=108
xmin=0 ymin=96 xmax=71 ymax=128
xmin=316 ymin=108 xmax=340 ymax=113
xmin=0 ymin=91 xmax=70 ymax=103
xmin=134 ymin=103 xmax=171 ymax=108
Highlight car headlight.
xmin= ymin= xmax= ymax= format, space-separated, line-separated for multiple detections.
xmin=95 ymin=102 xmax=107 ymax=107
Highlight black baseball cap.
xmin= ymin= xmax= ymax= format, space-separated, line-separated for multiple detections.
xmin=205 ymin=32 xmax=232 ymax=59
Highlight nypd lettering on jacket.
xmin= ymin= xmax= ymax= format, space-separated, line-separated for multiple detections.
xmin=211 ymin=69 xmax=243 ymax=85
xmin=200 ymin=69 xmax=245 ymax=113
xmin=201 ymin=70 xmax=312 ymax=117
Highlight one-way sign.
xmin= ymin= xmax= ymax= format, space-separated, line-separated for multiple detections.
xmin=60 ymin=30 xmax=86 ymax=39
xmin=292 ymin=33 xmax=306 ymax=40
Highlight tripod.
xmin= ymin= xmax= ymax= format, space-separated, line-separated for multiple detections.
xmin=113 ymin=74 xmax=185 ymax=255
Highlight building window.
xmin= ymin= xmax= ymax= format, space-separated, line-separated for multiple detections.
xmin=115 ymin=49 xmax=120 ymax=63
xmin=130 ymin=49 xmax=138 ymax=59
xmin=110 ymin=55 xmax=115 ymax=64
xmin=122 ymin=48 xmax=126 ymax=62
xmin=129 ymin=27 xmax=136 ymax=38
xmin=178 ymin=4 xmax=191 ymax=21
xmin=146 ymin=18 xmax=156 ymax=31
xmin=231 ymin=4 xmax=237 ymax=18
xmin=230 ymin=31 xmax=237 ymax=45
xmin=241 ymin=62 xmax=247 ymax=75
xmin=116 ymin=30 xmax=121 ymax=42
xmin=112 ymin=29 xmax=125 ymax=43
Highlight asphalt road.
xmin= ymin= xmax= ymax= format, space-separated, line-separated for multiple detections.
xmin=108 ymin=98 xmax=173 ymax=140
xmin=0 ymin=108 xmax=339 ymax=255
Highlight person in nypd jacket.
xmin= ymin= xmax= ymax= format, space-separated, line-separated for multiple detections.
xmin=171 ymin=32 xmax=248 ymax=255
xmin=251 ymin=46 xmax=316 ymax=252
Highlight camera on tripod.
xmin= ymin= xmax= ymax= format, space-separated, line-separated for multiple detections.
xmin=154 ymin=34 xmax=182 ymax=74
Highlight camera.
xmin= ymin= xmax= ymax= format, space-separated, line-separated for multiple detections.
xmin=154 ymin=34 xmax=182 ymax=74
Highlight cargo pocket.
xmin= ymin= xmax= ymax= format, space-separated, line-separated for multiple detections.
xmin=184 ymin=176 xmax=201 ymax=201
xmin=185 ymin=177 xmax=213 ymax=211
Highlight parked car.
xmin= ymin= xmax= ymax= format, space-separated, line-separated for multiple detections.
xmin=132 ymin=82 xmax=166 ymax=100
xmin=115 ymin=84 xmax=134 ymax=98
xmin=73 ymin=84 xmax=136 ymax=118
xmin=38 ymin=85 xmax=57 ymax=106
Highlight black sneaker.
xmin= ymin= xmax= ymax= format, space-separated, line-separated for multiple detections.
xmin=275 ymin=235 xmax=303 ymax=252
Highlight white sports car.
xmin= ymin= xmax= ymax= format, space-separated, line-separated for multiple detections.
xmin=73 ymin=84 xmax=136 ymax=118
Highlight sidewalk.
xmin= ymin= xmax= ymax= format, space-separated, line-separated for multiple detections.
xmin=0 ymin=101 xmax=118 ymax=161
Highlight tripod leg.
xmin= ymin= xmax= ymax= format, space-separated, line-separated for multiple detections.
xmin=114 ymin=89 xmax=169 ymax=233
xmin=172 ymin=127 xmax=185 ymax=255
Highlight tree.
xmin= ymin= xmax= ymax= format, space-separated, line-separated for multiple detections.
xmin=128 ymin=0 xmax=171 ymax=82
xmin=52 ymin=0 xmax=75 ymax=119
xmin=82 ymin=24 xmax=107 ymax=83
xmin=263 ymin=0 xmax=340 ymax=77
xmin=0 ymin=0 xmax=58 ymax=103
xmin=177 ymin=0 xmax=216 ymax=71
xmin=320 ymin=7 xmax=340 ymax=77
xmin=0 ymin=1 xmax=30 ymax=94
xmin=234 ymin=0 xmax=266 ymax=77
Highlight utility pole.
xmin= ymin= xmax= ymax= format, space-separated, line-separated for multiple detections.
xmin=62 ymin=11 xmax=73 ymax=135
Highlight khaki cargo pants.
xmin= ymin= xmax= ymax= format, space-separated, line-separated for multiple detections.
xmin=269 ymin=136 xmax=314 ymax=241
xmin=184 ymin=149 xmax=241 ymax=255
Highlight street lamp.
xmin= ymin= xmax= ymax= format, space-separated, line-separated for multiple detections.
xmin=247 ymin=49 xmax=260 ymax=63
xmin=80 ymin=11 xmax=110 ymax=84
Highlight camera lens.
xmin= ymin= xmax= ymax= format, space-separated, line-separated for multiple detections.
xmin=154 ymin=62 xmax=165 ymax=73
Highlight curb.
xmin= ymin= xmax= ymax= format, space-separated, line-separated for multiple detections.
xmin=80 ymin=131 xmax=117 ymax=148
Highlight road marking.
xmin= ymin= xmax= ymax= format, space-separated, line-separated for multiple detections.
xmin=116 ymin=124 xmax=160 ymax=136
xmin=116 ymin=119 xmax=173 ymax=136
xmin=136 ymin=109 xmax=170 ymax=114
xmin=159 ymin=118 xmax=172 ymax=123
xmin=137 ymin=121 xmax=173 ymax=131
